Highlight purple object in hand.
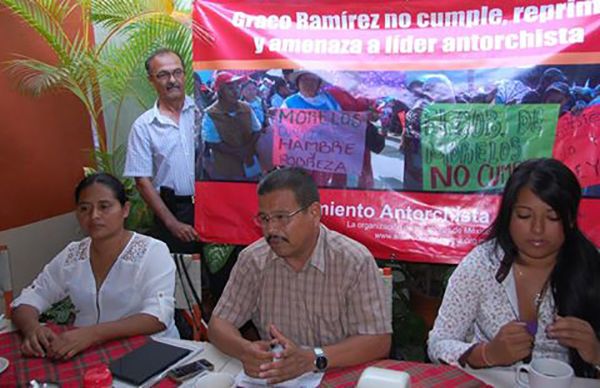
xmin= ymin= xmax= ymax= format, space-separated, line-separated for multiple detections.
xmin=525 ymin=320 xmax=538 ymax=336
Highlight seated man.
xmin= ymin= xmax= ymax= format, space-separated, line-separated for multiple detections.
xmin=208 ymin=167 xmax=391 ymax=384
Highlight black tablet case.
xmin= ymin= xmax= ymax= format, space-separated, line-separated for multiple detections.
xmin=109 ymin=340 xmax=191 ymax=385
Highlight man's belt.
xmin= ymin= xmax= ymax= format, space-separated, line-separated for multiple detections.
xmin=174 ymin=195 xmax=194 ymax=204
xmin=160 ymin=187 xmax=195 ymax=205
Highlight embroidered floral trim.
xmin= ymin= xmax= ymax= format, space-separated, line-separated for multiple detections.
xmin=65 ymin=240 xmax=89 ymax=265
xmin=121 ymin=234 xmax=149 ymax=262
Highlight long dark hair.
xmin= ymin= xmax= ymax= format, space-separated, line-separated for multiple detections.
xmin=486 ymin=158 xmax=600 ymax=377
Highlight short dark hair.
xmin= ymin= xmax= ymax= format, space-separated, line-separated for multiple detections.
xmin=257 ymin=167 xmax=319 ymax=208
xmin=145 ymin=48 xmax=184 ymax=75
xmin=75 ymin=172 xmax=128 ymax=206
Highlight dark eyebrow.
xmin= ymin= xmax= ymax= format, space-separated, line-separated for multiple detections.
xmin=514 ymin=205 xmax=556 ymax=213
xmin=77 ymin=199 xmax=114 ymax=205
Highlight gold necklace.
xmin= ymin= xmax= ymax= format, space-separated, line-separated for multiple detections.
xmin=514 ymin=264 xmax=548 ymax=308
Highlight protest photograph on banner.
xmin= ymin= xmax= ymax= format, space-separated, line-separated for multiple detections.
xmin=192 ymin=0 xmax=600 ymax=262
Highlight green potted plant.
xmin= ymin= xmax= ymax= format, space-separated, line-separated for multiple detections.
xmin=1 ymin=0 xmax=208 ymax=322
xmin=1 ymin=0 xmax=206 ymax=232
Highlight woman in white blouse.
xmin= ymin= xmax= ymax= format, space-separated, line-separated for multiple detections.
xmin=12 ymin=173 xmax=178 ymax=360
xmin=428 ymin=158 xmax=600 ymax=378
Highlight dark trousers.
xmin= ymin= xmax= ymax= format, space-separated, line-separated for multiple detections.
xmin=153 ymin=188 xmax=244 ymax=336
xmin=153 ymin=188 xmax=202 ymax=339
xmin=153 ymin=188 xmax=202 ymax=254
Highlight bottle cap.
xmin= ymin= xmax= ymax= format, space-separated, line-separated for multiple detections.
xmin=383 ymin=267 xmax=392 ymax=276
xmin=270 ymin=343 xmax=284 ymax=361
xmin=83 ymin=364 xmax=113 ymax=388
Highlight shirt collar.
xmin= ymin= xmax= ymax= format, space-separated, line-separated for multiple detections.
xmin=303 ymin=224 xmax=327 ymax=273
xmin=298 ymin=91 xmax=327 ymax=106
xmin=294 ymin=224 xmax=329 ymax=273
xmin=269 ymin=223 xmax=327 ymax=274
xmin=148 ymin=95 xmax=195 ymax=125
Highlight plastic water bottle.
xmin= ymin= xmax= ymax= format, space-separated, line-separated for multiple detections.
xmin=270 ymin=343 xmax=284 ymax=362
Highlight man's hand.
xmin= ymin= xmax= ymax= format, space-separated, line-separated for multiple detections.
xmin=166 ymin=219 xmax=199 ymax=242
xmin=20 ymin=325 xmax=57 ymax=358
xmin=239 ymin=340 xmax=273 ymax=377
xmin=486 ymin=321 xmax=533 ymax=366
xmin=48 ymin=327 xmax=99 ymax=360
xmin=548 ymin=316 xmax=600 ymax=365
xmin=258 ymin=324 xmax=314 ymax=384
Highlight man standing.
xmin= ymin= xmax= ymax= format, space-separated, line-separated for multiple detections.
xmin=124 ymin=48 xmax=199 ymax=254
xmin=208 ymin=167 xmax=391 ymax=384
xmin=202 ymin=72 xmax=262 ymax=181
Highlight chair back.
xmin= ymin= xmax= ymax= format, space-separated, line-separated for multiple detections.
xmin=0 ymin=245 xmax=14 ymax=317
xmin=172 ymin=253 xmax=206 ymax=341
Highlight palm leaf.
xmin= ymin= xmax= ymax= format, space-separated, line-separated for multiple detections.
xmin=4 ymin=57 xmax=68 ymax=96
xmin=0 ymin=0 xmax=74 ymax=62
xmin=33 ymin=0 xmax=74 ymax=21
xmin=96 ymin=17 xmax=192 ymax=146
xmin=128 ymin=26 xmax=193 ymax=107
xmin=92 ymin=0 xmax=173 ymax=33
xmin=92 ymin=0 xmax=149 ymax=30
xmin=89 ymin=143 xmax=127 ymax=174
xmin=98 ymin=17 xmax=191 ymax=106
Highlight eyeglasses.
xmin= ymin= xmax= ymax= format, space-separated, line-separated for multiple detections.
xmin=155 ymin=68 xmax=184 ymax=81
xmin=253 ymin=205 xmax=309 ymax=227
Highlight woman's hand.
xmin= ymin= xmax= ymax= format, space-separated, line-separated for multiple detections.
xmin=547 ymin=316 xmax=600 ymax=365
xmin=20 ymin=325 xmax=57 ymax=358
xmin=48 ymin=327 xmax=99 ymax=360
xmin=486 ymin=321 xmax=534 ymax=366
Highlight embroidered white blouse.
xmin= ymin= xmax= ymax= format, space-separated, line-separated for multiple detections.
xmin=13 ymin=233 xmax=178 ymax=338
xmin=428 ymin=240 xmax=568 ymax=368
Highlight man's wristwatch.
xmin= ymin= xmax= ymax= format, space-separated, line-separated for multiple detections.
xmin=313 ymin=347 xmax=328 ymax=372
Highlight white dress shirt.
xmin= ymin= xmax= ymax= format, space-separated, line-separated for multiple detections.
xmin=124 ymin=96 xmax=197 ymax=196
xmin=13 ymin=233 xmax=178 ymax=338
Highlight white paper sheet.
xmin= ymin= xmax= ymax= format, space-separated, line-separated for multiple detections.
xmin=234 ymin=370 xmax=324 ymax=388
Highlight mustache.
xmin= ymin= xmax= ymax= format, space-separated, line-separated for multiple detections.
xmin=267 ymin=235 xmax=289 ymax=243
xmin=166 ymin=82 xmax=180 ymax=90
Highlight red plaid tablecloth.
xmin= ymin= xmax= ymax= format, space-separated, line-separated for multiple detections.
xmin=0 ymin=324 xmax=176 ymax=387
xmin=321 ymin=359 xmax=492 ymax=388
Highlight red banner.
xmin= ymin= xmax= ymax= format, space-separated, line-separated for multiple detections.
xmin=193 ymin=0 xmax=600 ymax=68
xmin=195 ymin=181 xmax=600 ymax=263
xmin=553 ymin=104 xmax=600 ymax=188
xmin=193 ymin=0 xmax=600 ymax=263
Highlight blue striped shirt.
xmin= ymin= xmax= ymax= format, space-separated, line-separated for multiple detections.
xmin=124 ymin=96 xmax=197 ymax=196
